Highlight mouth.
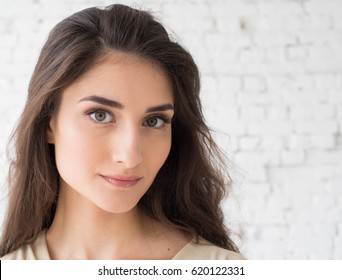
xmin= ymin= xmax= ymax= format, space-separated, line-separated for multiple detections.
xmin=100 ymin=175 xmax=142 ymax=188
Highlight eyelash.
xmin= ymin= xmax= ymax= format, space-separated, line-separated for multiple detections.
xmin=84 ymin=107 xmax=172 ymax=128
xmin=144 ymin=114 xmax=172 ymax=129
xmin=85 ymin=107 xmax=115 ymax=124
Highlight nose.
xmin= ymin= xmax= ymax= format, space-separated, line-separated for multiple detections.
xmin=112 ymin=124 xmax=143 ymax=168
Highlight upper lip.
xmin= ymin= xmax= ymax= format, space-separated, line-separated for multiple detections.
xmin=101 ymin=174 xmax=142 ymax=181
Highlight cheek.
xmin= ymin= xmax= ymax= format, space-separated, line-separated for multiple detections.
xmin=53 ymin=121 xmax=103 ymax=176
xmin=143 ymin=132 xmax=172 ymax=173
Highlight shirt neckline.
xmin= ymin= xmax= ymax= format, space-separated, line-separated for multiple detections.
xmin=39 ymin=230 xmax=194 ymax=260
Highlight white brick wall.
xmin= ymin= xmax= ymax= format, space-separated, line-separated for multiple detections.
xmin=1 ymin=0 xmax=341 ymax=259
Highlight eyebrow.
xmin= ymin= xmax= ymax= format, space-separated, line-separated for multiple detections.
xmin=146 ymin=104 xmax=174 ymax=113
xmin=79 ymin=95 xmax=123 ymax=109
xmin=79 ymin=95 xmax=174 ymax=113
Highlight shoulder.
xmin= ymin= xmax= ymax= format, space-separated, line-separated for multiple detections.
xmin=1 ymin=244 xmax=36 ymax=260
xmin=172 ymin=238 xmax=245 ymax=260
xmin=0 ymin=231 xmax=50 ymax=260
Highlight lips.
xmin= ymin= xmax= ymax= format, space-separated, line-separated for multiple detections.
xmin=100 ymin=175 xmax=142 ymax=188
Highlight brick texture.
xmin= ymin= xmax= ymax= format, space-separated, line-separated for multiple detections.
xmin=1 ymin=0 xmax=341 ymax=259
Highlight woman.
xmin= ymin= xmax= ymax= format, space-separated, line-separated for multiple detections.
xmin=0 ymin=4 xmax=243 ymax=260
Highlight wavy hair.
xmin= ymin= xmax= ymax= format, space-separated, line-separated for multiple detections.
xmin=0 ymin=4 xmax=238 ymax=256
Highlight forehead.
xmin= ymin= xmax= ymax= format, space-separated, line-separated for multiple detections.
xmin=61 ymin=52 xmax=174 ymax=105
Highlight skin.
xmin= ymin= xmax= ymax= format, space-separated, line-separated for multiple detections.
xmin=46 ymin=53 xmax=189 ymax=259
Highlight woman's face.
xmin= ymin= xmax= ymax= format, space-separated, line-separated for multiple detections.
xmin=48 ymin=53 xmax=174 ymax=213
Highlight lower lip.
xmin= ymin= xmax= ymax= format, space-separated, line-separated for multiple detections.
xmin=101 ymin=176 xmax=141 ymax=188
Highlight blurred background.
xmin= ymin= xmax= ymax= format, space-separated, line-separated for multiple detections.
xmin=0 ymin=0 xmax=341 ymax=259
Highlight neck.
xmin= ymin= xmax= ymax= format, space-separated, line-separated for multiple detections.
xmin=46 ymin=185 xmax=152 ymax=259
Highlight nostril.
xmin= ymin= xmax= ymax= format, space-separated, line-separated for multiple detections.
xmin=113 ymin=142 xmax=142 ymax=168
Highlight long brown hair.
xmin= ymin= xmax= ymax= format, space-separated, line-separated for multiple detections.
xmin=0 ymin=4 xmax=239 ymax=256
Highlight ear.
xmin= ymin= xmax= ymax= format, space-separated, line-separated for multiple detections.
xmin=47 ymin=117 xmax=55 ymax=144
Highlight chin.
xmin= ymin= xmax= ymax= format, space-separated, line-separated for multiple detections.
xmin=94 ymin=200 xmax=139 ymax=214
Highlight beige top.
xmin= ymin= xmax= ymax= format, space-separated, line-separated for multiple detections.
xmin=1 ymin=231 xmax=244 ymax=260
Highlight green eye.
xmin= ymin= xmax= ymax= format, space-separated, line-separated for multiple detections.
xmin=143 ymin=116 xmax=167 ymax=128
xmin=146 ymin=117 xmax=158 ymax=127
xmin=89 ymin=110 xmax=113 ymax=123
